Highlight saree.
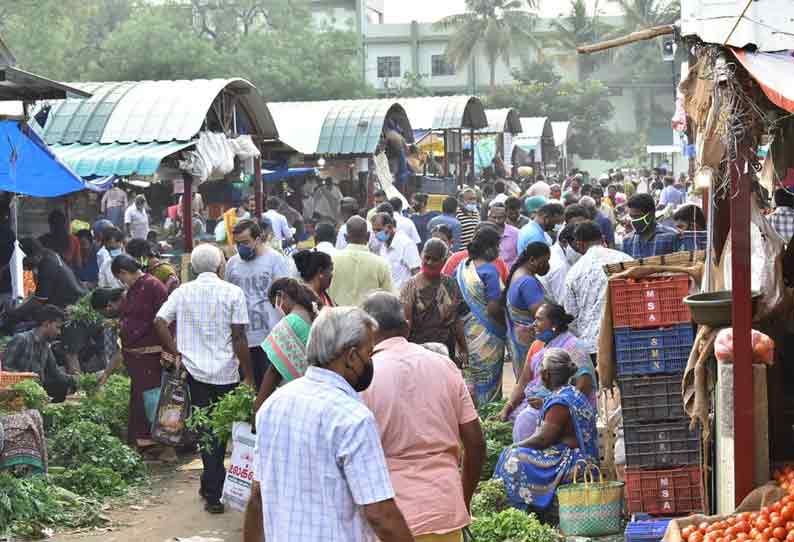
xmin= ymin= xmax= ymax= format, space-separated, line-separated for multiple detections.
xmin=263 ymin=313 xmax=311 ymax=382
xmin=456 ymin=261 xmax=506 ymax=405
xmin=505 ymin=275 xmax=543 ymax=379
xmin=0 ymin=409 xmax=47 ymax=475
xmin=494 ymin=386 xmax=598 ymax=510
xmin=511 ymin=333 xmax=596 ymax=443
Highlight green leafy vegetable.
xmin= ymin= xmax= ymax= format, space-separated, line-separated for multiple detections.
xmin=77 ymin=373 xmax=101 ymax=397
xmin=43 ymin=375 xmax=130 ymax=439
xmin=469 ymin=508 xmax=561 ymax=542
xmin=49 ymin=421 xmax=145 ymax=482
xmin=8 ymin=379 xmax=49 ymax=411
xmin=471 ymin=479 xmax=510 ymax=517
xmin=481 ymin=419 xmax=513 ymax=480
xmin=51 ymin=465 xmax=128 ymax=499
xmin=477 ymin=399 xmax=507 ymax=420
xmin=66 ymin=292 xmax=105 ymax=326
xmin=187 ymin=384 xmax=255 ymax=450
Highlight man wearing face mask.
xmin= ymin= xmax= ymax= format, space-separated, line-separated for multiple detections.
xmin=540 ymin=224 xmax=579 ymax=305
xmin=245 ymin=306 xmax=414 ymax=542
xmin=622 ymin=193 xmax=680 ymax=258
xmin=488 ymin=203 xmax=519 ymax=269
xmin=124 ymin=195 xmax=150 ymax=241
xmin=455 ymin=188 xmax=481 ymax=248
xmin=517 ymin=202 xmax=564 ymax=254
xmin=563 ymin=222 xmax=632 ymax=364
xmin=361 ymin=292 xmax=485 ymax=542
xmin=372 ymin=212 xmax=421 ymax=291
xmin=225 ymin=219 xmax=290 ymax=390
xmin=98 ymin=227 xmax=126 ymax=289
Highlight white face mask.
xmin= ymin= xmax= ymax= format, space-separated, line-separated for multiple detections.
xmin=565 ymin=245 xmax=582 ymax=266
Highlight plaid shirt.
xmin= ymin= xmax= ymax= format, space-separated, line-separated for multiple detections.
xmin=768 ymin=207 xmax=794 ymax=242
xmin=254 ymin=366 xmax=395 ymax=542
xmin=155 ymin=272 xmax=249 ymax=385
xmin=622 ymin=225 xmax=681 ymax=259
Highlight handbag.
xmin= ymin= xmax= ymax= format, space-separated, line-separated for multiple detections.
xmin=557 ymin=460 xmax=624 ymax=537
xmin=151 ymin=367 xmax=191 ymax=446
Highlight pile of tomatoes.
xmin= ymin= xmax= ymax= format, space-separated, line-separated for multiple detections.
xmin=681 ymin=467 xmax=794 ymax=542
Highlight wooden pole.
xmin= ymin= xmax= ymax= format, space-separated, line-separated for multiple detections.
xmin=470 ymin=128 xmax=475 ymax=186
xmin=577 ymin=25 xmax=674 ymax=55
xmin=443 ymin=131 xmax=449 ymax=177
xmin=458 ymin=130 xmax=464 ymax=188
xmin=182 ymin=173 xmax=193 ymax=250
xmin=254 ymin=154 xmax=263 ymax=219
xmin=730 ymin=149 xmax=754 ymax=506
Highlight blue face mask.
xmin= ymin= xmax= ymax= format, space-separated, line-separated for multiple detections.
xmin=109 ymin=248 xmax=122 ymax=258
xmin=536 ymin=329 xmax=556 ymax=343
xmin=237 ymin=243 xmax=257 ymax=261
xmin=465 ymin=203 xmax=478 ymax=213
xmin=375 ymin=230 xmax=390 ymax=243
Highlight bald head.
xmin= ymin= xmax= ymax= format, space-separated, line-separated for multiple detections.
xmin=345 ymin=215 xmax=369 ymax=245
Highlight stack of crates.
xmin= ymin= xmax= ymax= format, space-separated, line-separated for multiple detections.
xmin=611 ymin=275 xmax=704 ymax=516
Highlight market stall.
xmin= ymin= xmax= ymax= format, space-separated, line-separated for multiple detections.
xmin=551 ymin=121 xmax=571 ymax=176
xmin=511 ymin=117 xmax=555 ymax=178
xmin=473 ymin=108 xmax=522 ymax=177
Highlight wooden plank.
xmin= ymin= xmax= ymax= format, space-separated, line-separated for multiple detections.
xmin=577 ymin=25 xmax=674 ymax=55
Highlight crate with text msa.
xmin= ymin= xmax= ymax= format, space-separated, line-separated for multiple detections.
xmin=625 ymin=466 xmax=704 ymax=515
xmin=614 ymin=324 xmax=694 ymax=376
xmin=611 ymin=275 xmax=691 ymax=329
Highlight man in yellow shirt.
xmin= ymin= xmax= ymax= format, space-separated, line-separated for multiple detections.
xmin=220 ymin=194 xmax=255 ymax=246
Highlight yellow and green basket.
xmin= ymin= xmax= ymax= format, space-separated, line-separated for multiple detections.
xmin=557 ymin=461 xmax=624 ymax=537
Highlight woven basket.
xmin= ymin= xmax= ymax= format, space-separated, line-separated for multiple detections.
xmin=603 ymin=250 xmax=705 ymax=276
xmin=557 ymin=461 xmax=624 ymax=537
xmin=0 ymin=371 xmax=39 ymax=390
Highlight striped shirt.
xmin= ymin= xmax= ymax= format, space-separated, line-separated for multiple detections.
xmin=254 ymin=366 xmax=395 ymax=542
xmin=455 ymin=209 xmax=481 ymax=248
xmin=155 ymin=272 xmax=249 ymax=385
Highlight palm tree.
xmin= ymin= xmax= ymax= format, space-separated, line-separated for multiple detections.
xmin=436 ymin=0 xmax=543 ymax=91
xmin=549 ymin=0 xmax=613 ymax=80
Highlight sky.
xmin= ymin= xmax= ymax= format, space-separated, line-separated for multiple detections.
xmin=382 ymin=1 xmax=466 ymax=23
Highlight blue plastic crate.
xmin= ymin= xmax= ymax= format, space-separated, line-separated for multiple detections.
xmin=626 ymin=519 xmax=673 ymax=542
xmin=615 ymin=324 xmax=694 ymax=376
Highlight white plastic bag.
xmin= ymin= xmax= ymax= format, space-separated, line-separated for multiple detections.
xmin=221 ymin=422 xmax=256 ymax=512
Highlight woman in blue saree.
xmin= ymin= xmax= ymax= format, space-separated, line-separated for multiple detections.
xmin=456 ymin=227 xmax=506 ymax=405
xmin=494 ymin=348 xmax=599 ymax=511
xmin=503 ymin=242 xmax=550 ymax=378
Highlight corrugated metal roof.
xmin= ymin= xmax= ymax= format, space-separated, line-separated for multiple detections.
xmin=0 ymin=67 xmax=91 ymax=102
xmin=50 ymin=141 xmax=195 ymax=177
xmin=41 ymin=79 xmax=277 ymax=145
xmin=551 ymin=121 xmax=570 ymax=147
xmin=268 ymin=99 xmax=413 ymax=156
xmin=519 ymin=117 xmax=552 ymax=140
xmin=680 ymin=0 xmax=794 ymax=52
xmin=479 ymin=108 xmax=523 ymax=134
xmin=398 ymin=96 xmax=488 ymax=131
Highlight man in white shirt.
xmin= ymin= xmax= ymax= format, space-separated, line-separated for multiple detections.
xmin=97 ymin=228 xmax=125 ymax=289
xmin=489 ymin=180 xmax=509 ymax=207
xmin=314 ymin=222 xmax=337 ymax=257
xmin=540 ymin=224 xmax=579 ymax=305
xmin=371 ymin=212 xmax=420 ymax=291
xmin=124 ymin=195 xmax=150 ymax=240
xmin=263 ymin=197 xmax=294 ymax=247
xmin=563 ymin=221 xmax=633 ymax=362
xmin=388 ymin=198 xmax=421 ymax=245
xmin=155 ymin=244 xmax=252 ymax=515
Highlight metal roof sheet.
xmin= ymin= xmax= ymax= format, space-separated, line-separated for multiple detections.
xmin=41 ymin=79 xmax=277 ymax=145
xmin=478 ymin=108 xmax=523 ymax=134
xmin=0 ymin=67 xmax=91 ymax=102
xmin=551 ymin=121 xmax=570 ymax=147
xmin=50 ymin=141 xmax=195 ymax=177
xmin=519 ymin=117 xmax=552 ymax=139
xmin=268 ymin=99 xmax=413 ymax=156
xmin=398 ymin=96 xmax=488 ymax=131
xmin=680 ymin=0 xmax=794 ymax=52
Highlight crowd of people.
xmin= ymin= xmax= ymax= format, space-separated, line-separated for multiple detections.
xmin=0 ymin=167 xmax=715 ymax=541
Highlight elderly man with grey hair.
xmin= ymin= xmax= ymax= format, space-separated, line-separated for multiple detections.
xmin=155 ymin=243 xmax=252 ymax=514
xmin=579 ymin=195 xmax=615 ymax=248
xmin=361 ymin=291 xmax=485 ymax=541
xmin=245 ymin=306 xmax=414 ymax=542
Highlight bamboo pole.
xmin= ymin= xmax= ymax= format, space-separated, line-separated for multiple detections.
xmin=577 ymin=25 xmax=674 ymax=55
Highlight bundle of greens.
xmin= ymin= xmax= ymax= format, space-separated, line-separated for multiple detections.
xmin=0 ymin=473 xmax=106 ymax=539
xmin=49 ymin=420 xmax=145 ymax=483
xmin=8 ymin=379 xmax=49 ymax=411
xmin=481 ymin=419 xmax=513 ymax=481
xmin=77 ymin=372 xmax=101 ymax=397
xmin=66 ymin=293 xmax=105 ymax=327
xmin=187 ymin=384 xmax=255 ymax=450
xmin=43 ymin=375 xmax=130 ymax=439
xmin=50 ymin=465 xmax=128 ymax=499
xmin=477 ymin=399 xmax=507 ymax=420
xmin=471 ymin=479 xmax=510 ymax=517
xmin=469 ymin=509 xmax=560 ymax=542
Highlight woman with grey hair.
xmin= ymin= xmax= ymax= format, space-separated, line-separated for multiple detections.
xmin=399 ymin=238 xmax=467 ymax=366
xmin=493 ymin=347 xmax=598 ymax=513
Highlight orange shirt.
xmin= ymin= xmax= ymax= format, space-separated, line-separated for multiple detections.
xmin=441 ymin=250 xmax=509 ymax=282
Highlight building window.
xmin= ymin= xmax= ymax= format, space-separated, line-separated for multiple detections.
xmin=431 ymin=55 xmax=456 ymax=76
xmin=377 ymin=56 xmax=401 ymax=78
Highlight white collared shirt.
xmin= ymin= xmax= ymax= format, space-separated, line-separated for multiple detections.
xmin=378 ymin=230 xmax=421 ymax=291
xmin=395 ymin=214 xmax=421 ymax=244
xmin=156 ymin=272 xmax=250 ymax=385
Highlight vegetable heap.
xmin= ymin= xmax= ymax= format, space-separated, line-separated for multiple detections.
xmin=481 ymin=418 xmax=513 ymax=481
xmin=469 ymin=508 xmax=561 ymax=542
xmin=187 ymin=384 xmax=255 ymax=450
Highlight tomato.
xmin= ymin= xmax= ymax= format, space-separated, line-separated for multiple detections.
xmin=773 ymin=528 xmax=787 ymax=540
xmin=684 ymin=527 xmax=697 ymax=541
xmin=691 ymin=532 xmax=705 ymax=542
xmin=771 ymin=517 xmax=785 ymax=529
xmin=786 ymin=522 xmax=794 ymax=532
xmin=751 ymin=528 xmax=762 ymax=538
xmin=737 ymin=522 xmax=751 ymax=533
xmin=768 ymin=538 xmax=780 ymax=542
xmin=781 ymin=505 xmax=794 ymax=521
xmin=737 ymin=533 xmax=750 ymax=541
xmin=774 ymin=503 xmax=784 ymax=514
xmin=763 ymin=508 xmax=773 ymax=516
xmin=763 ymin=527 xmax=775 ymax=538
xmin=785 ymin=532 xmax=794 ymax=542
xmin=758 ymin=519 xmax=771 ymax=531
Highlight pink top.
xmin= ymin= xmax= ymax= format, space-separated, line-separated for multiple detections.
xmin=361 ymin=337 xmax=478 ymax=536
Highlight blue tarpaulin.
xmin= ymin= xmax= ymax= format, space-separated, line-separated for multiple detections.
xmin=0 ymin=119 xmax=85 ymax=197
xmin=263 ymin=167 xmax=318 ymax=183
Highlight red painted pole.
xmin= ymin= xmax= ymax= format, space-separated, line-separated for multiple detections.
xmin=182 ymin=174 xmax=193 ymax=251
xmin=730 ymin=150 xmax=754 ymax=506
xmin=254 ymin=155 xmax=263 ymax=219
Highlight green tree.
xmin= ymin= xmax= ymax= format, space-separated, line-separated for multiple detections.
xmin=549 ymin=0 xmax=614 ymax=80
xmin=489 ymin=64 xmax=623 ymax=160
xmin=387 ymin=72 xmax=433 ymax=98
xmin=436 ymin=0 xmax=542 ymax=91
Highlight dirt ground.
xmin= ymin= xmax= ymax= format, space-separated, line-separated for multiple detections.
xmin=57 ymin=363 xmax=517 ymax=542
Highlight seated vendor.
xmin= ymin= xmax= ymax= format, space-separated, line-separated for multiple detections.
xmin=3 ymin=305 xmax=78 ymax=403
xmin=494 ymin=348 xmax=598 ymax=511
xmin=498 ymin=302 xmax=596 ymax=443
xmin=0 ymin=407 xmax=47 ymax=475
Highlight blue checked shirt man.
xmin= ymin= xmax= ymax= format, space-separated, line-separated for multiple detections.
xmin=622 ymin=194 xmax=680 ymax=259
xmin=244 ymin=307 xmax=414 ymax=542
xmin=768 ymin=189 xmax=794 ymax=242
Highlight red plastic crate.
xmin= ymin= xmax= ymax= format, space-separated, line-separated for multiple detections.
xmin=625 ymin=466 xmax=704 ymax=515
xmin=611 ymin=276 xmax=691 ymax=329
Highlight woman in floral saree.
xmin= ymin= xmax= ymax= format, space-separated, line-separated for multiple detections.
xmin=494 ymin=348 xmax=598 ymax=511
xmin=455 ymin=227 xmax=506 ymax=406
xmin=253 ymin=278 xmax=320 ymax=413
